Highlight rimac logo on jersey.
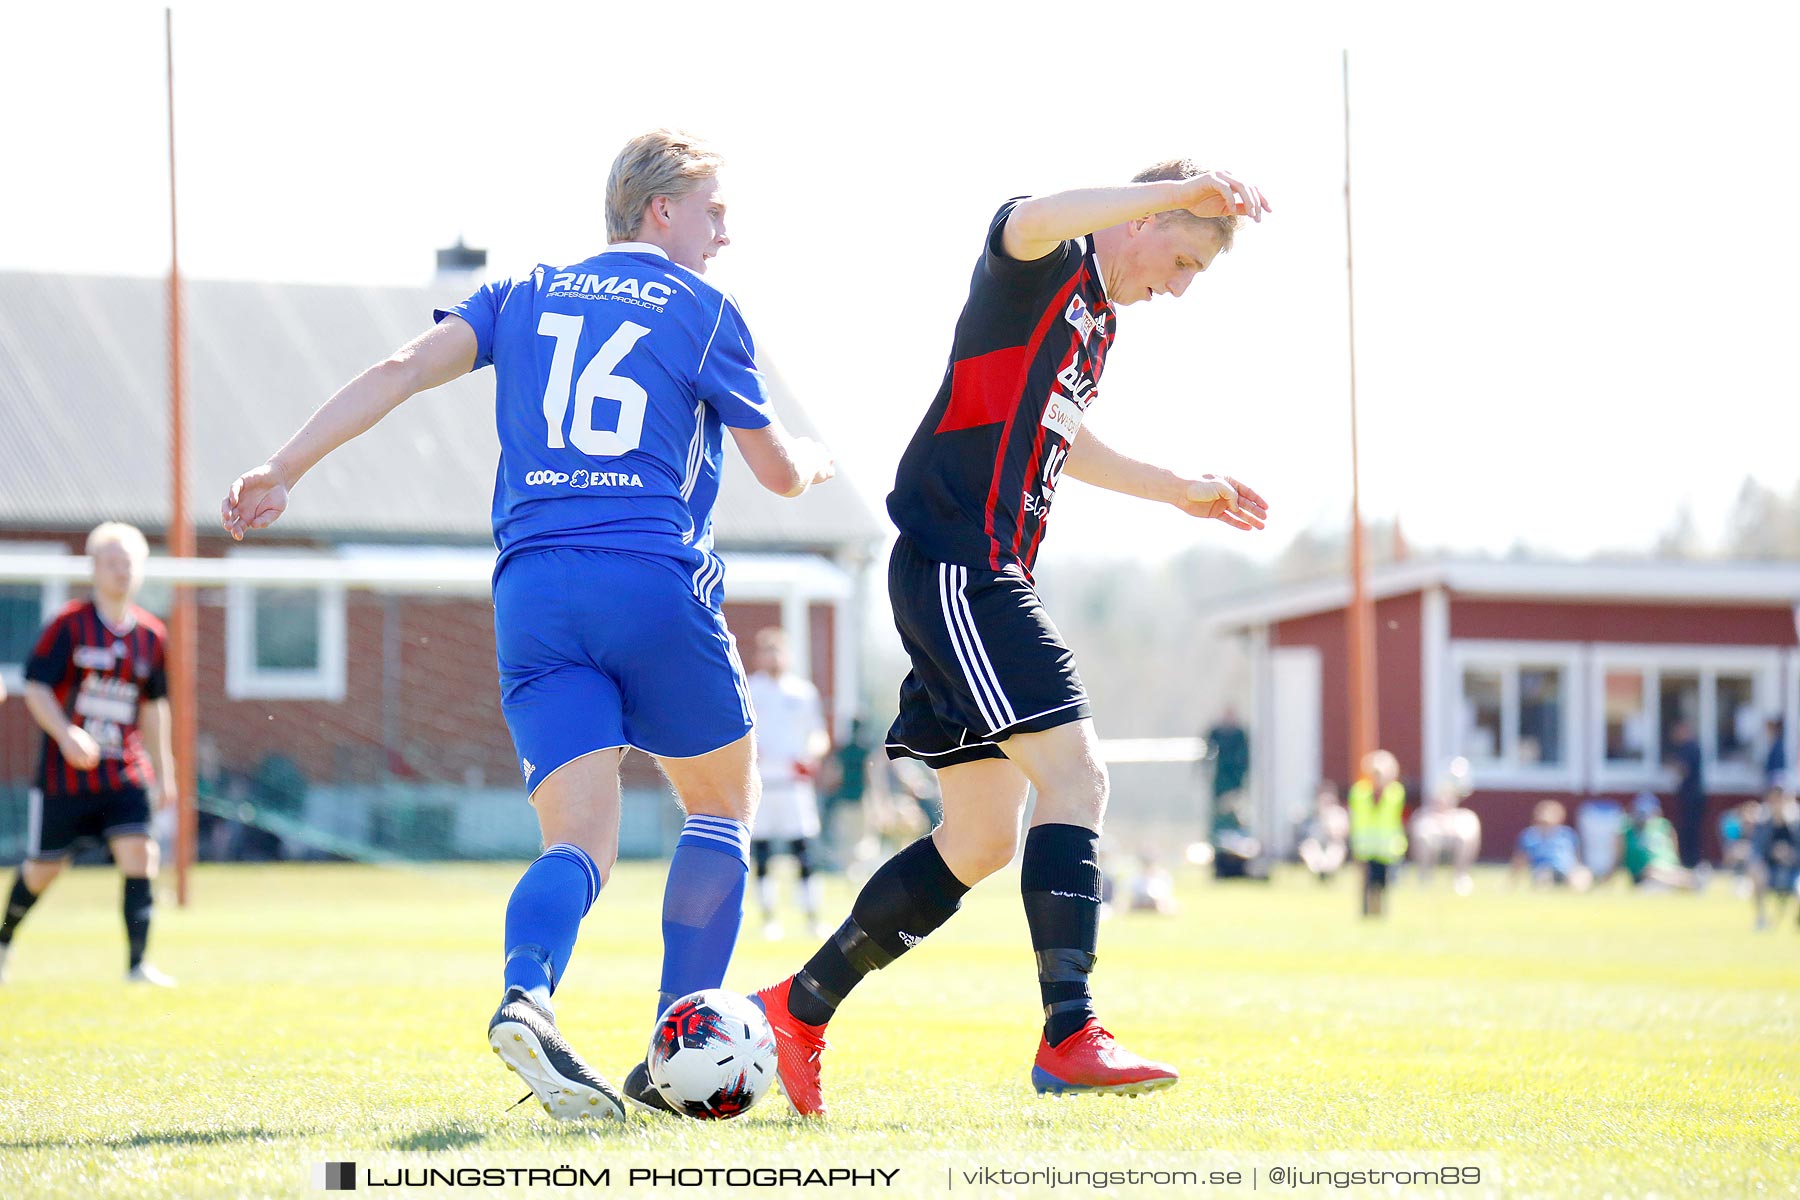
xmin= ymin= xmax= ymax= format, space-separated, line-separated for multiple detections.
xmin=523 ymin=469 xmax=645 ymax=488
xmin=547 ymin=273 xmax=672 ymax=311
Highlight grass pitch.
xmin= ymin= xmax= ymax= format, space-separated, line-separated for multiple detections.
xmin=0 ymin=860 xmax=1795 ymax=1198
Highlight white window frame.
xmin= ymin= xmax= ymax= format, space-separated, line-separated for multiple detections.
xmin=1445 ymin=640 xmax=1583 ymax=790
xmin=1587 ymin=644 xmax=1781 ymax=795
xmin=0 ymin=542 xmax=72 ymax=691
xmin=225 ymin=553 xmax=346 ymax=702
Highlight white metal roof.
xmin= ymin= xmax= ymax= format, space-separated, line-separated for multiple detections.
xmin=0 ymin=270 xmax=884 ymax=551
xmin=1207 ymin=558 xmax=1800 ymax=633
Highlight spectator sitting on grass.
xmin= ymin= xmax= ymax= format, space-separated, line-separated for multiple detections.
xmin=1512 ymin=800 xmax=1592 ymax=892
xmin=1127 ymin=850 xmax=1178 ymax=915
xmin=1611 ymin=794 xmax=1700 ymax=891
xmin=1720 ymin=799 xmax=1758 ymax=896
xmin=1212 ymin=794 xmax=1269 ymax=881
xmin=1297 ymin=781 xmax=1350 ymax=883
xmin=1410 ymin=777 xmax=1481 ymax=896
xmin=1749 ymin=786 xmax=1800 ymax=931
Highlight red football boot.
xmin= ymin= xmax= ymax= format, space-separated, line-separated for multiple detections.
xmin=751 ymin=977 xmax=830 ymax=1117
xmin=1031 ymin=1019 xmax=1180 ymax=1096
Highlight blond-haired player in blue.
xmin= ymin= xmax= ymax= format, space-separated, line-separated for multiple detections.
xmin=223 ymin=129 xmax=833 ymax=1120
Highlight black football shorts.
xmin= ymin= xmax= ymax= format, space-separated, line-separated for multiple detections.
xmin=26 ymin=785 xmax=151 ymax=860
xmin=884 ymin=535 xmax=1090 ymax=767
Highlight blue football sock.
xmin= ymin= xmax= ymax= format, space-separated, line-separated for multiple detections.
xmin=657 ymin=814 xmax=750 ymax=1018
xmin=503 ymin=842 xmax=602 ymax=1013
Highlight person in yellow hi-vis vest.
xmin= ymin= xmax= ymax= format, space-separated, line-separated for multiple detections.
xmin=1347 ymin=750 xmax=1407 ymax=918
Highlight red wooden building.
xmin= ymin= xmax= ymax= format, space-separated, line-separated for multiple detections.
xmin=1210 ymin=560 xmax=1800 ymax=860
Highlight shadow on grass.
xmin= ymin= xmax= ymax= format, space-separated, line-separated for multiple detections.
xmin=0 ymin=1125 xmax=291 ymax=1151
xmin=389 ymin=1124 xmax=492 ymax=1151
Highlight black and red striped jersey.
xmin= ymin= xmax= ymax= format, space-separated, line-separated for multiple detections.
xmin=887 ymin=198 xmax=1117 ymax=577
xmin=24 ymin=600 xmax=168 ymax=796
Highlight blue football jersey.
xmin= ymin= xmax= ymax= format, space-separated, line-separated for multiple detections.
xmin=436 ymin=243 xmax=773 ymax=593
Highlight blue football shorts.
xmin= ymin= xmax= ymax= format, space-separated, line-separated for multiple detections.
xmin=493 ymin=547 xmax=753 ymax=793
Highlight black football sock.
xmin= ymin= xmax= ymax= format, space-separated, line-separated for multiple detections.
xmin=123 ymin=876 xmax=153 ymax=970
xmin=788 ymin=835 xmax=968 ymax=1027
xmin=1022 ymin=823 xmax=1103 ymax=1047
xmin=0 ymin=873 xmax=40 ymax=945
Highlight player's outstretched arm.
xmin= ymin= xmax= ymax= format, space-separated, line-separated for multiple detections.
xmin=1003 ymin=171 xmax=1271 ymax=262
xmin=728 ymin=420 xmax=836 ymax=499
xmin=1062 ymin=427 xmax=1267 ymax=532
xmin=220 ymin=318 xmax=479 ymax=540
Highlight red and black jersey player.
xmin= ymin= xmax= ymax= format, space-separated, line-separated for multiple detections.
xmin=0 ymin=522 xmax=179 ymax=986
xmin=751 ymin=161 xmax=1273 ymax=1114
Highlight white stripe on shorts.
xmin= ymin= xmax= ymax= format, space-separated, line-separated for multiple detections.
xmin=938 ymin=563 xmax=1001 ymax=732
xmin=952 ymin=565 xmax=1016 ymax=730
xmin=691 ymin=552 xmax=724 ymax=606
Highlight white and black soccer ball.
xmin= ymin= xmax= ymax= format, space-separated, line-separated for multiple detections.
xmin=646 ymin=989 xmax=777 ymax=1119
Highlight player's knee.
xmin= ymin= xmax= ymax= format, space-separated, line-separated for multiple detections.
xmin=111 ymin=837 xmax=153 ymax=877
xmin=940 ymin=823 xmax=1020 ymax=882
xmin=1035 ymin=760 xmax=1109 ymax=826
xmin=679 ymin=774 xmax=759 ymax=823
xmin=23 ymin=859 xmax=64 ymax=891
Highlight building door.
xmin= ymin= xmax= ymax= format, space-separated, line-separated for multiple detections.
xmin=1267 ymin=646 xmax=1322 ymax=857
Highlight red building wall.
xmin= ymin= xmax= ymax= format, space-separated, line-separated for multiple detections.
xmin=1448 ymin=597 xmax=1795 ymax=856
xmin=1451 ymin=600 xmax=1798 ymax=647
xmin=1274 ymin=590 xmax=1425 ymax=786
xmin=1252 ymin=584 xmax=1800 ymax=864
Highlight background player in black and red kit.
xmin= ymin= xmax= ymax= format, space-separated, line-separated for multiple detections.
xmin=0 ymin=523 xmax=178 ymax=986
xmin=754 ymin=160 xmax=1271 ymax=1113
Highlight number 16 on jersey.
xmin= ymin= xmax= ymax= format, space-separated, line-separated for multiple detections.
xmin=537 ymin=312 xmax=651 ymax=456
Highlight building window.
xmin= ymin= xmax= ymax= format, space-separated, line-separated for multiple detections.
xmin=1448 ymin=643 xmax=1580 ymax=784
xmin=1591 ymin=650 xmax=1781 ymax=791
xmin=1657 ymin=671 xmax=1701 ymax=752
xmin=1518 ymin=666 xmax=1565 ymax=765
xmin=1714 ymin=672 xmax=1759 ymax=769
xmin=0 ymin=545 xmax=71 ymax=689
xmin=1603 ymin=669 xmax=1649 ymax=766
xmin=1461 ymin=668 xmax=1504 ymax=763
xmin=226 ymin=578 xmax=346 ymax=701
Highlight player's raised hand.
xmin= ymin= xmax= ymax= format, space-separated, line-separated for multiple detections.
xmin=1180 ymin=170 xmax=1271 ymax=223
xmin=221 ymin=462 xmax=291 ymax=541
xmin=1178 ymin=474 xmax=1268 ymax=531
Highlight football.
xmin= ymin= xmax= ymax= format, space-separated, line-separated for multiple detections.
xmin=646 ymin=989 xmax=778 ymax=1119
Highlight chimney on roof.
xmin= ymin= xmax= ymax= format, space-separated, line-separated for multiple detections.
xmin=435 ymin=236 xmax=487 ymax=284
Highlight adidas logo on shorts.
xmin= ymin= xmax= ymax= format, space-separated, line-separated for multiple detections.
xmin=898 ymin=931 xmax=923 ymax=948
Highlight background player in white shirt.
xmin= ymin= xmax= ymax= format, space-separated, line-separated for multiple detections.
xmin=746 ymin=628 xmax=830 ymax=939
